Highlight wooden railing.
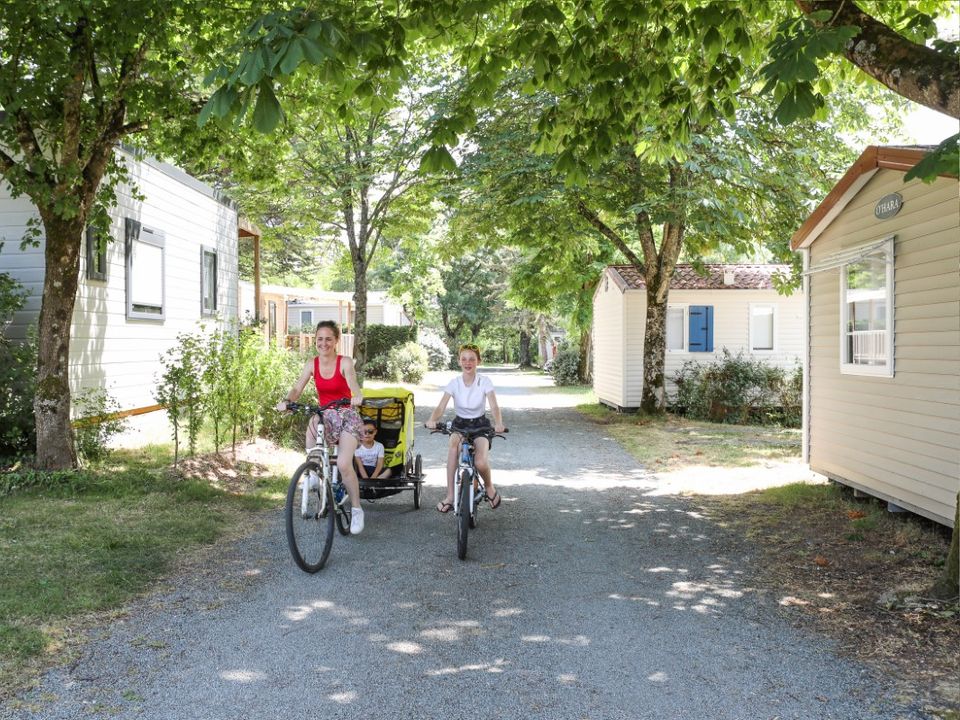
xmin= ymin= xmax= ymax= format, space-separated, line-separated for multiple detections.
xmin=286 ymin=333 xmax=355 ymax=356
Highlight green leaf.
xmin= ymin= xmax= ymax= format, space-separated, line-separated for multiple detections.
xmin=905 ymin=134 xmax=959 ymax=183
xmin=420 ymin=145 xmax=457 ymax=174
xmin=279 ymin=37 xmax=305 ymax=75
xmin=252 ymin=80 xmax=283 ymax=132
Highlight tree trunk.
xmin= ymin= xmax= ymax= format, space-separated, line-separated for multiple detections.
xmin=537 ymin=314 xmax=549 ymax=366
xmin=931 ymin=492 xmax=960 ymax=600
xmin=518 ymin=330 xmax=532 ymax=367
xmin=796 ymin=0 xmax=960 ymax=118
xmin=640 ymin=290 xmax=668 ymax=413
xmin=578 ymin=327 xmax=592 ymax=384
xmin=34 ymin=210 xmax=84 ymax=469
xmin=352 ymin=254 xmax=368 ymax=374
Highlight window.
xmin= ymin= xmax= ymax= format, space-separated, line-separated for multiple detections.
xmin=841 ymin=237 xmax=893 ymax=376
xmin=299 ymin=310 xmax=313 ymax=330
xmin=125 ymin=218 xmax=165 ymax=320
xmin=688 ymin=305 xmax=714 ymax=352
xmin=666 ymin=305 xmax=687 ymax=351
xmin=85 ymin=226 xmax=108 ymax=281
xmin=201 ymin=246 xmax=217 ymax=315
xmin=749 ymin=304 xmax=776 ymax=352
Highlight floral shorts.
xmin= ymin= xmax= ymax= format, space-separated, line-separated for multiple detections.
xmin=321 ymin=406 xmax=363 ymax=446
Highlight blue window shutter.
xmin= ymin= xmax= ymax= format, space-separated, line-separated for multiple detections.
xmin=689 ymin=305 xmax=714 ymax=352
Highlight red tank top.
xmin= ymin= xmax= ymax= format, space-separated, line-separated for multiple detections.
xmin=314 ymin=355 xmax=352 ymax=406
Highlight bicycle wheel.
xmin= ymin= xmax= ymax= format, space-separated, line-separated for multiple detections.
xmin=412 ymin=454 xmax=423 ymax=509
xmin=456 ymin=470 xmax=471 ymax=560
xmin=285 ymin=461 xmax=335 ymax=573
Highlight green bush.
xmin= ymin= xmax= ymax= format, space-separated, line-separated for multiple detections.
xmin=418 ymin=327 xmax=450 ymax=370
xmin=73 ymin=387 xmax=128 ymax=462
xmin=0 ymin=275 xmax=34 ymax=459
xmin=386 ymin=342 xmax=428 ymax=384
xmin=673 ymin=349 xmax=801 ymax=427
xmin=549 ymin=343 xmax=581 ymax=386
xmin=364 ymin=353 xmax=391 ymax=379
xmin=366 ymin=324 xmax=416 ymax=360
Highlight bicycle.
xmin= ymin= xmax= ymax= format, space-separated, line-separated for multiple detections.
xmin=283 ymin=398 xmax=353 ymax=573
xmin=430 ymin=421 xmax=508 ymax=560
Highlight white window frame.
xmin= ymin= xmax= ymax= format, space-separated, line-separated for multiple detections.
xmin=200 ymin=246 xmax=217 ymax=316
xmin=666 ymin=304 xmax=688 ymax=353
xmin=125 ymin=218 xmax=165 ymax=321
xmin=748 ymin=303 xmax=777 ymax=354
xmin=839 ymin=236 xmax=894 ymax=377
xmin=299 ymin=310 xmax=313 ymax=331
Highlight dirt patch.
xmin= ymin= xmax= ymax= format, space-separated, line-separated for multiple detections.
xmin=166 ymin=438 xmax=302 ymax=494
xmin=696 ymin=487 xmax=959 ymax=717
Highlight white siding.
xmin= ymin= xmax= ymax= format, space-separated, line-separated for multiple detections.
xmin=806 ymin=170 xmax=959 ymax=527
xmin=662 ymin=288 xmax=804 ymax=396
xmin=0 ymin=151 xmax=239 ymax=414
xmin=592 ymin=270 xmax=626 ymax=407
xmin=620 ymin=287 xmax=804 ymax=404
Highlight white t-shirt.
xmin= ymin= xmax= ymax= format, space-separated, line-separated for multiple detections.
xmin=354 ymin=441 xmax=384 ymax=467
xmin=444 ymin=374 xmax=494 ymax=419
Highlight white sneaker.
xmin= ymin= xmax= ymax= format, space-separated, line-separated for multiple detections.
xmin=350 ymin=507 xmax=365 ymax=535
xmin=305 ymin=471 xmax=320 ymax=491
xmin=301 ymin=471 xmax=319 ymax=517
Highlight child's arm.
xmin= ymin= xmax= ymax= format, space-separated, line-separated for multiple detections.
xmin=425 ymin=392 xmax=452 ymax=429
xmin=354 ymin=455 xmax=369 ymax=478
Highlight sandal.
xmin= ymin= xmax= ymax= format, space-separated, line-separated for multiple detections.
xmin=485 ymin=490 xmax=501 ymax=509
xmin=436 ymin=501 xmax=453 ymax=514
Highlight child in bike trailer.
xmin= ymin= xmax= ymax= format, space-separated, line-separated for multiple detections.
xmin=276 ymin=320 xmax=367 ymax=535
xmin=425 ymin=343 xmax=506 ymax=514
xmin=354 ymin=421 xmax=393 ymax=480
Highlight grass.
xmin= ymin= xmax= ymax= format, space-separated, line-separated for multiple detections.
xmin=575 ymin=402 xmax=801 ymax=469
xmin=0 ymin=444 xmax=289 ymax=697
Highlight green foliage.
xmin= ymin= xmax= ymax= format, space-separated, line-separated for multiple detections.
xmin=154 ymin=327 xmax=299 ymax=461
xmin=155 ymin=333 xmax=207 ymax=463
xmin=385 ymin=342 xmax=429 ymax=385
xmin=905 ymin=134 xmax=960 ymax=183
xmin=0 ymin=276 xmax=35 ymax=459
xmin=363 ymin=354 xmax=391 ymax=380
xmin=73 ymin=388 xmax=129 ymax=463
xmin=418 ymin=327 xmax=451 ymax=370
xmin=366 ymin=324 xmax=417 ymax=360
xmin=549 ymin=343 xmax=581 ymax=386
xmin=673 ymin=350 xmax=802 ymax=428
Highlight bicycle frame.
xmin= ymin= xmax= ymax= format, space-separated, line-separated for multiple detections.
xmin=453 ymin=436 xmax=478 ymax=518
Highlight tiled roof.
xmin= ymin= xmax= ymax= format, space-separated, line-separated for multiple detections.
xmin=608 ymin=264 xmax=790 ymax=291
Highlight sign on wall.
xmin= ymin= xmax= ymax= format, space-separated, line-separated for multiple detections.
xmin=874 ymin=193 xmax=903 ymax=220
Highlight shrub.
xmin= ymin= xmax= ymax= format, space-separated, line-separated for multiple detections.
xmin=673 ymin=349 xmax=801 ymax=427
xmin=0 ymin=275 xmax=35 ymax=459
xmin=364 ymin=353 xmax=391 ymax=379
xmin=549 ymin=343 xmax=581 ymax=386
xmin=386 ymin=342 xmax=428 ymax=384
xmin=73 ymin=387 xmax=128 ymax=462
xmin=418 ymin=327 xmax=450 ymax=370
xmin=366 ymin=324 xmax=416 ymax=360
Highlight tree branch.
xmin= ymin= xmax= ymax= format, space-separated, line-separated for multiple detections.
xmin=576 ymin=199 xmax=645 ymax=271
xmin=796 ymin=0 xmax=960 ymax=118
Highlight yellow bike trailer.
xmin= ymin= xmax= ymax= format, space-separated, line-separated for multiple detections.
xmin=357 ymin=386 xmax=423 ymax=508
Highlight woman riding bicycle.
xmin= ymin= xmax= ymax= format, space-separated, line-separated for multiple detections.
xmin=276 ymin=320 xmax=366 ymax=534
xmin=425 ymin=343 xmax=506 ymax=514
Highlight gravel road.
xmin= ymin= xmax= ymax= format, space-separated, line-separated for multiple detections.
xmin=3 ymin=370 xmax=925 ymax=719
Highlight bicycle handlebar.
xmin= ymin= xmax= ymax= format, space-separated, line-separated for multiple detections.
xmin=426 ymin=421 xmax=508 ymax=439
xmin=284 ymin=398 xmax=351 ymax=415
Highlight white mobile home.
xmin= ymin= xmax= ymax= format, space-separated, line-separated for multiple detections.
xmin=0 ymin=149 xmax=239 ymax=416
xmin=793 ymin=145 xmax=958 ymax=527
xmin=593 ymin=264 xmax=804 ymax=410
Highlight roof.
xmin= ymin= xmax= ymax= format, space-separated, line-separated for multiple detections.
xmin=790 ymin=145 xmax=958 ymax=251
xmin=607 ymin=264 xmax=789 ymax=291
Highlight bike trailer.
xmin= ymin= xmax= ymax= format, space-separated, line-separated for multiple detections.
xmin=357 ymin=386 xmax=423 ymax=506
